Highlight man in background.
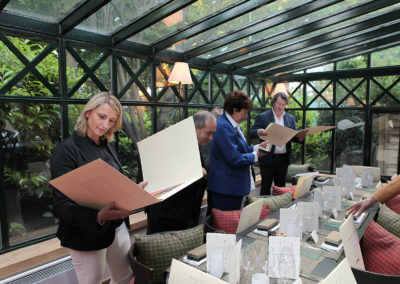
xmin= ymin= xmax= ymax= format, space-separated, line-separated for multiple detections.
xmin=146 ymin=111 xmax=217 ymax=234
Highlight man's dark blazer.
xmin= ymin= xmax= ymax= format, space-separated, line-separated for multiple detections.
xmin=249 ymin=109 xmax=298 ymax=166
xmin=51 ymin=132 xmax=127 ymax=251
xmin=207 ymin=113 xmax=255 ymax=197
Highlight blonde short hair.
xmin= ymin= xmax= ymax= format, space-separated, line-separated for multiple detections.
xmin=74 ymin=92 xmax=122 ymax=142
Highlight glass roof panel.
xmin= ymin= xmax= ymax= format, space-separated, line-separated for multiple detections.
xmin=171 ymin=0 xmax=299 ymax=53
xmin=201 ymin=1 xmax=398 ymax=64
xmin=4 ymin=0 xmax=85 ymax=23
xmin=128 ymin=0 xmax=241 ymax=45
xmin=78 ymin=0 xmax=170 ymax=35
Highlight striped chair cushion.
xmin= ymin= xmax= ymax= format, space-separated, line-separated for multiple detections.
xmin=361 ymin=220 xmax=400 ymax=275
xmin=212 ymin=205 xmax=270 ymax=234
xmin=247 ymin=192 xmax=293 ymax=213
xmin=273 ymin=185 xmax=297 ymax=197
xmin=376 ymin=204 xmax=400 ymax=238
xmin=386 ymin=194 xmax=400 ymax=215
xmin=133 ymin=225 xmax=204 ymax=283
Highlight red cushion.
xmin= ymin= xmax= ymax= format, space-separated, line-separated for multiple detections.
xmin=386 ymin=194 xmax=400 ymax=215
xmin=273 ymin=185 xmax=297 ymax=197
xmin=361 ymin=220 xmax=400 ymax=275
xmin=212 ymin=205 xmax=270 ymax=234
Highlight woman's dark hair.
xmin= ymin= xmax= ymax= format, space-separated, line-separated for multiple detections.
xmin=224 ymin=90 xmax=253 ymax=115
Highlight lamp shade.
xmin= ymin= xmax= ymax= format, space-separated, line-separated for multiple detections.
xmin=168 ymin=62 xmax=193 ymax=85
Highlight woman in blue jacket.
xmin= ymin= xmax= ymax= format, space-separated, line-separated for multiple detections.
xmin=207 ymin=90 xmax=268 ymax=210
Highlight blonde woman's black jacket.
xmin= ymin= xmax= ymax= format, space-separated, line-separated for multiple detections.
xmin=50 ymin=132 xmax=128 ymax=251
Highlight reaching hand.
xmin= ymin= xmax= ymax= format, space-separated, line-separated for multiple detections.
xmin=346 ymin=196 xmax=378 ymax=217
xmin=296 ymin=130 xmax=308 ymax=141
xmin=257 ymin=129 xmax=268 ymax=137
xmin=98 ymin=202 xmax=132 ymax=222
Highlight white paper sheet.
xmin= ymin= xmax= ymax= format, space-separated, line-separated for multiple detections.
xmin=169 ymin=259 xmax=227 ymax=284
xmin=268 ymin=236 xmax=300 ymax=280
xmin=339 ymin=213 xmax=365 ymax=270
xmin=297 ymin=202 xmax=319 ymax=233
xmin=137 ymin=116 xmax=203 ymax=198
xmin=280 ymin=208 xmax=303 ymax=238
xmin=206 ymin=233 xmax=237 ymax=279
xmin=320 ymin=258 xmax=357 ymax=284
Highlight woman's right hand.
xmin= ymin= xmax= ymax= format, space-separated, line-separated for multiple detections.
xmin=346 ymin=196 xmax=378 ymax=217
xmin=97 ymin=202 xmax=131 ymax=223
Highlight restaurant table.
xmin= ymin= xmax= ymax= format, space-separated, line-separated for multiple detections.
xmin=181 ymin=184 xmax=379 ymax=283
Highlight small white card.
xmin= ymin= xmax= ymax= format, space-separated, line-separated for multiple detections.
xmin=332 ymin=208 xmax=338 ymax=220
xmin=310 ymin=230 xmax=319 ymax=244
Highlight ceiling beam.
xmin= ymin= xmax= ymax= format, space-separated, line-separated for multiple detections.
xmin=152 ymin=0 xmax=276 ymax=53
xmin=252 ymin=21 xmax=400 ymax=73
xmin=270 ymin=66 xmax=400 ymax=82
xmin=113 ymin=0 xmax=196 ymax=46
xmin=185 ymin=0 xmax=342 ymax=60
xmin=59 ymin=0 xmax=111 ymax=35
xmin=235 ymin=10 xmax=400 ymax=70
xmin=261 ymin=32 xmax=400 ymax=76
xmin=210 ymin=0 xmax=400 ymax=64
xmin=0 ymin=0 xmax=10 ymax=12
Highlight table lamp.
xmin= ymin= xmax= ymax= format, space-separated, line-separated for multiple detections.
xmin=168 ymin=62 xmax=192 ymax=101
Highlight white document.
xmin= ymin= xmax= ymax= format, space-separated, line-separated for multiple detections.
xmin=268 ymin=236 xmax=300 ymax=280
xmin=339 ymin=213 xmax=365 ymax=270
xmin=259 ymin=123 xmax=334 ymax=147
xmin=169 ymin=259 xmax=227 ymax=284
xmin=225 ymin=239 xmax=241 ymax=284
xmin=323 ymin=186 xmax=342 ymax=211
xmin=236 ymin=199 xmax=263 ymax=234
xmin=206 ymin=233 xmax=237 ymax=279
xmin=280 ymin=208 xmax=303 ymax=238
xmin=137 ymin=116 xmax=203 ymax=200
xmin=297 ymin=202 xmax=319 ymax=233
xmin=320 ymin=258 xmax=357 ymax=284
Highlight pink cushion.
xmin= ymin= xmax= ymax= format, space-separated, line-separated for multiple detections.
xmin=386 ymin=194 xmax=400 ymax=215
xmin=212 ymin=205 xmax=270 ymax=234
xmin=361 ymin=220 xmax=400 ymax=275
xmin=273 ymin=185 xmax=297 ymax=197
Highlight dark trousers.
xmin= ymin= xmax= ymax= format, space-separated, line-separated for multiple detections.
xmin=260 ymin=153 xmax=289 ymax=195
xmin=208 ymin=191 xmax=244 ymax=211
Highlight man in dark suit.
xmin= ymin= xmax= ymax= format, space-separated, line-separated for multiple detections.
xmin=250 ymin=92 xmax=307 ymax=195
xmin=146 ymin=111 xmax=217 ymax=234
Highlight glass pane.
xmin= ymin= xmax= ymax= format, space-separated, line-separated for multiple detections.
xmin=117 ymin=57 xmax=151 ymax=101
xmin=286 ymin=110 xmax=304 ymax=165
xmin=250 ymin=80 xmax=263 ymax=108
xmin=305 ymin=110 xmax=333 ymax=171
xmin=79 ymin=0 xmax=170 ymax=34
xmin=370 ymin=76 xmax=400 ymax=107
xmin=371 ymin=113 xmax=399 ymax=176
xmin=5 ymin=0 xmax=85 ymax=22
xmin=371 ymin=46 xmax=400 ymax=67
xmin=336 ymin=78 xmax=363 ymax=106
xmin=188 ymin=69 xmax=208 ymax=105
xmin=306 ymin=63 xmax=334 ymax=73
xmin=335 ymin=110 xmax=365 ymax=168
xmin=233 ymin=75 xmax=247 ymax=92
xmin=337 ymin=55 xmax=367 ymax=70
xmin=196 ymin=0 xmax=360 ymax=59
xmin=288 ymin=82 xmax=303 ymax=108
xmin=68 ymin=104 xmax=85 ymax=135
xmin=67 ymin=47 xmax=111 ymax=99
xmin=129 ymin=0 xmax=241 ymax=45
xmin=0 ymin=36 xmax=57 ymax=97
xmin=1 ymin=102 xmax=60 ymax=246
xmin=156 ymin=106 xmax=185 ymax=132
xmin=212 ymin=74 xmax=229 ymax=105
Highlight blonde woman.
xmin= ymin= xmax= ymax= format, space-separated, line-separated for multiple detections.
xmin=51 ymin=92 xmax=146 ymax=283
